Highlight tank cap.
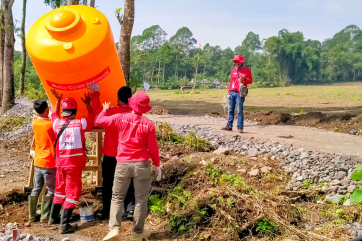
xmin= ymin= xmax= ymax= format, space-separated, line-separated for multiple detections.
xmin=45 ymin=8 xmax=80 ymax=33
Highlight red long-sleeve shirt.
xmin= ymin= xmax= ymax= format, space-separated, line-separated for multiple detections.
xmin=92 ymin=92 xmax=132 ymax=157
xmin=96 ymin=110 xmax=160 ymax=167
xmin=228 ymin=67 xmax=253 ymax=93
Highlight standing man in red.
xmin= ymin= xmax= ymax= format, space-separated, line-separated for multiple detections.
xmin=48 ymin=89 xmax=95 ymax=234
xmin=97 ymin=92 xmax=162 ymax=241
xmin=87 ymin=83 xmax=135 ymax=220
xmin=222 ymin=55 xmax=253 ymax=133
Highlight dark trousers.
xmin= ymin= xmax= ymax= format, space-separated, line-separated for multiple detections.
xmin=102 ymin=155 xmax=135 ymax=218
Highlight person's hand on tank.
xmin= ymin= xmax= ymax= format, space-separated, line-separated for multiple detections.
xmin=81 ymin=92 xmax=92 ymax=105
xmin=51 ymin=89 xmax=62 ymax=100
xmin=86 ymin=81 xmax=100 ymax=92
xmin=102 ymin=102 xmax=111 ymax=111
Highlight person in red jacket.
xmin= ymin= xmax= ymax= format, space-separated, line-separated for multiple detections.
xmin=96 ymin=92 xmax=162 ymax=241
xmin=87 ymin=83 xmax=135 ymax=221
xmin=222 ymin=55 xmax=253 ymax=133
xmin=48 ymin=89 xmax=95 ymax=234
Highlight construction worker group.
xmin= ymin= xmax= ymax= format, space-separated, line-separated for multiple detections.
xmin=30 ymin=82 xmax=161 ymax=241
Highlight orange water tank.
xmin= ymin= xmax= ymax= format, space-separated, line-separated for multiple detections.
xmin=26 ymin=5 xmax=126 ymax=118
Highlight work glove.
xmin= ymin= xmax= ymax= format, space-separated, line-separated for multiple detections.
xmin=30 ymin=150 xmax=35 ymax=159
xmin=155 ymin=167 xmax=162 ymax=182
xmin=87 ymin=81 xmax=100 ymax=92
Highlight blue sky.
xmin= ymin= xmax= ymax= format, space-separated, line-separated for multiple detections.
xmin=12 ymin=0 xmax=362 ymax=51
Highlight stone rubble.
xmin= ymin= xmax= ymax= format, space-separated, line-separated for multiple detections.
xmin=0 ymin=97 xmax=35 ymax=142
xmin=0 ymin=223 xmax=53 ymax=241
xmin=171 ymin=120 xmax=362 ymax=200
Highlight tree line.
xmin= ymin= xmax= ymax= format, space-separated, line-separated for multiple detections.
xmin=129 ymin=24 xmax=362 ymax=89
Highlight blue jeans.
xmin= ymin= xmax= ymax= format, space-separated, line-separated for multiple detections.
xmin=227 ymin=91 xmax=245 ymax=129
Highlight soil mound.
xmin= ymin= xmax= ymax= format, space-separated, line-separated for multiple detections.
xmin=149 ymin=105 xmax=170 ymax=115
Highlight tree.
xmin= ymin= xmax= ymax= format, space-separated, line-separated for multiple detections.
xmin=18 ymin=0 xmax=26 ymax=96
xmin=67 ymin=0 xmax=79 ymax=5
xmin=0 ymin=3 xmax=4 ymax=105
xmin=90 ymin=0 xmax=94 ymax=7
xmin=1 ymin=0 xmax=15 ymax=113
xmin=116 ymin=0 xmax=135 ymax=83
xmin=43 ymin=0 xmax=67 ymax=9
xmin=141 ymin=25 xmax=166 ymax=51
xmin=171 ymin=44 xmax=184 ymax=77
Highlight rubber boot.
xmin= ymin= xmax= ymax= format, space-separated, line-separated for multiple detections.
xmin=28 ymin=195 xmax=39 ymax=222
xmin=60 ymin=208 xmax=78 ymax=234
xmin=40 ymin=196 xmax=53 ymax=223
xmin=48 ymin=203 xmax=62 ymax=225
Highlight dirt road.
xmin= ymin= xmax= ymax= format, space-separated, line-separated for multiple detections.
xmin=148 ymin=115 xmax=362 ymax=157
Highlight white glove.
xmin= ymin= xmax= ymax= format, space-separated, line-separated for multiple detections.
xmin=155 ymin=167 xmax=162 ymax=182
xmin=87 ymin=81 xmax=100 ymax=92
xmin=30 ymin=150 xmax=35 ymax=159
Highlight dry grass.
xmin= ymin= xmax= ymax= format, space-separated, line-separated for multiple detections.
xmin=149 ymin=151 xmax=356 ymax=241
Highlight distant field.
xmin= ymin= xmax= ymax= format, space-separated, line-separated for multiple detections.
xmin=148 ymin=84 xmax=362 ymax=115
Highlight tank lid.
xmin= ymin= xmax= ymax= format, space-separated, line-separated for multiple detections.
xmin=45 ymin=7 xmax=81 ymax=33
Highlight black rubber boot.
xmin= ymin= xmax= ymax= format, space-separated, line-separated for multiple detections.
xmin=48 ymin=203 xmax=62 ymax=225
xmin=60 ymin=208 xmax=78 ymax=234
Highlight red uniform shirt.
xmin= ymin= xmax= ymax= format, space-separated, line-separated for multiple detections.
xmin=228 ymin=67 xmax=253 ymax=93
xmin=51 ymin=112 xmax=95 ymax=167
xmin=92 ymin=92 xmax=132 ymax=157
xmin=96 ymin=111 xmax=160 ymax=167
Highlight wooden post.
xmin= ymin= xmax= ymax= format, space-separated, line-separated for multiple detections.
xmin=96 ymin=131 xmax=103 ymax=186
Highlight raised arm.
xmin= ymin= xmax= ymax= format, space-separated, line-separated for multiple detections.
xmin=95 ymin=102 xmax=118 ymax=128
xmin=87 ymin=82 xmax=103 ymax=115
xmin=50 ymin=89 xmax=62 ymax=116
xmin=81 ymin=92 xmax=95 ymax=131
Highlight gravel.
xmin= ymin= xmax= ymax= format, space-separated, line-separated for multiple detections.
xmin=171 ymin=118 xmax=362 ymax=195
xmin=0 ymin=97 xmax=35 ymax=142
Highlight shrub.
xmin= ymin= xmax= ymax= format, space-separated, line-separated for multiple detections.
xmin=256 ymin=218 xmax=277 ymax=235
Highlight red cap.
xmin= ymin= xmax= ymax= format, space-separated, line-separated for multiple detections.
xmin=233 ymin=55 xmax=245 ymax=64
xmin=129 ymin=92 xmax=152 ymax=114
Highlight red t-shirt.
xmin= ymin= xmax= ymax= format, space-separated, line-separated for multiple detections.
xmin=228 ymin=67 xmax=253 ymax=93
xmin=92 ymin=92 xmax=132 ymax=157
xmin=96 ymin=111 xmax=160 ymax=167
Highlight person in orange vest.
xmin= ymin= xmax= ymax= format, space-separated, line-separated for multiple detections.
xmin=29 ymin=100 xmax=57 ymax=223
xmin=48 ymin=89 xmax=95 ymax=234
xmin=87 ymin=83 xmax=135 ymax=221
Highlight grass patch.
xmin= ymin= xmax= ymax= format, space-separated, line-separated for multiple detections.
xmin=0 ymin=117 xmax=29 ymax=133
xmin=156 ymin=122 xmax=214 ymax=152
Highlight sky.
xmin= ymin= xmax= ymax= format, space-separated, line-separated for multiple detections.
xmin=12 ymin=0 xmax=362 ymax=51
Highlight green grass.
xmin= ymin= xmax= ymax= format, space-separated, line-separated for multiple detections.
xmin=148 ymin=84 xmax=362 ymax=110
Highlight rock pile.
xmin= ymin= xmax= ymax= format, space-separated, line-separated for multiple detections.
xmin=0 ymin=223 xmax=52 ymax=241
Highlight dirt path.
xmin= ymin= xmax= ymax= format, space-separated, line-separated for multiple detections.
xmin=148 ymin=115 xmax=362 ymax=157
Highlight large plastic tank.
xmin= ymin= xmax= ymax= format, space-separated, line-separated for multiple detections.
xmin=26 ymin=5 xmax=126 ymax=118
